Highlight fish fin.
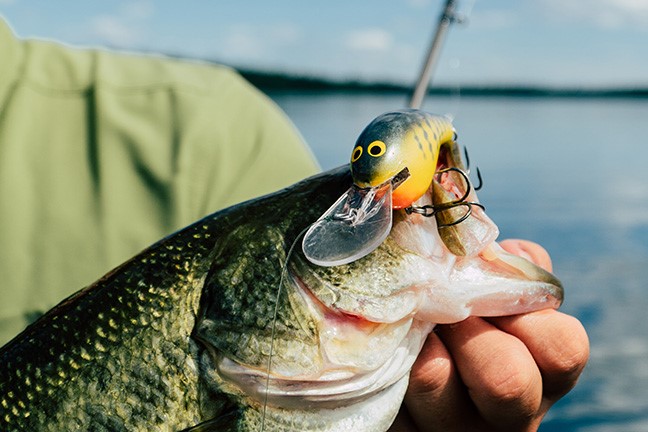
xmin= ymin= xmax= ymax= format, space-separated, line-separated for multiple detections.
xmin=179 ymin=408 xmax=240 ymax=432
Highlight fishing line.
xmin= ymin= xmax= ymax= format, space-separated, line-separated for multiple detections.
xmin=261 ymin=3 xmax=479 ymax=429
xmin=442 ymin=58 xmax=463 ymax=122
xmin=260 ymin=223 xmax=314 ymax=431
xmin=462 ymin=0 xmax=477 ymax=20
xmin=443 ymin=0 xmax=476 ymax=120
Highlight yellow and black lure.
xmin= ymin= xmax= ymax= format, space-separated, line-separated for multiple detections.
xmin=303 ymin=109 xmax=456 ymax=267
xmin=350 ymin=109 xmax=455 ymax=209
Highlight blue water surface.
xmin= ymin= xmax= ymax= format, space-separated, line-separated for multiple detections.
xmin=271 ymin=91 xmax=648 ymax=432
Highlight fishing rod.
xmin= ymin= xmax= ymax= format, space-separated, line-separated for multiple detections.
xmin=409 ymin=0 xmax=465 ymax=109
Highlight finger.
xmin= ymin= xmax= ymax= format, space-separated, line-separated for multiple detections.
xmin=488 ymin=309 xmax=590 ymax=400
xmin=402 ymin=330 xmax=480 ymax=431
xmin=437 ymin=317 xmax=543 ymax=430
xmin=499 ymin=239 xmax=553 ymax=272
xmin=496 ymin=239 xmax=589 ymax=400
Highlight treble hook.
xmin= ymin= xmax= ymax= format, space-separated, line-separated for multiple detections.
xmin=434 ymin=167 xmax=471 ymax=206
xmin=405 ymin=166 xmax=485 ymax=227
xmin=405 ymin=201 xmax=485 ymax=227
xmin=463 ymin=146 xmax=483 ymax=191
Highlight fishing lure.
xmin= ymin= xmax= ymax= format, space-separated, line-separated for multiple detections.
xmin=303 ymin=109 xmax=456 ymax=266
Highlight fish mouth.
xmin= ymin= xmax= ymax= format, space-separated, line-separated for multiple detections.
xmin=214 ymin=275 xmax=434 ymax=409
xmin=301 ymin=139 xmax=564 ymax=325
xmin=387 ymin=144 xmax=564 ymax=323
xmin=215 ymin=323 xmax=429 ymax=410
xmin=210 ymin=238 xmax=563 ymax=413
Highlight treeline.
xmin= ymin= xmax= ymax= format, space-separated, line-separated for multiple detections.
xmin=239 ymin=69 xmax=648 ymax=99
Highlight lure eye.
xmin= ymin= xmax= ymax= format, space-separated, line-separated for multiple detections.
xmin=367 ymin=140 xmax=386 ymax=157
xmin=351 ymin=146 xmax=363 ymax=163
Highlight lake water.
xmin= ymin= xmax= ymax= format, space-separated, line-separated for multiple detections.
xmin=270 ymin=91 xmax=648 ymax=431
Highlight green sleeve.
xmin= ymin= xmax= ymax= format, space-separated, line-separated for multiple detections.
xmin=0 ymin=19 xmax=320 ymax=345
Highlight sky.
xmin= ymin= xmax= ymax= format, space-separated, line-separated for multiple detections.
xmin=1 ymin=0 xmax=647 ymax=88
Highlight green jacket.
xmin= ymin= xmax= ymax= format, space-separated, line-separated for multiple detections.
xmin=0 ymin=20 xmax=320 ymax=345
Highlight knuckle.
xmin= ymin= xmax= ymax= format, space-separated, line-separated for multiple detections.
xmin=409 ymin=356 xmax=454 ymax=397
xmin=488 ymin=367 xmax=537 ymax=404
xmin=554 ymin=339 xmax=589 ymax=377
xmin=478 ymin=343 xmax=542 ymax=418
xmin=545 ymin=317 xmax=590 ymax=392
xmin=474 ymin=362 xmax=541 ymax=431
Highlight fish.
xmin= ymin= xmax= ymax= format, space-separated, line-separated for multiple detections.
xmin=0 ymin=112 xmax=563 ymax=432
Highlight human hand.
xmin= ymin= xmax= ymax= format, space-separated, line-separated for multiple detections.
xmin=389 ymin=239 xmax=589 ymax=432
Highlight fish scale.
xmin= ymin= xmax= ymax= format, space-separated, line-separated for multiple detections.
xmin=0 ymin=118 xmax=562 ymax=431
xmin=0 ymin=221 xmax=217 ymax=431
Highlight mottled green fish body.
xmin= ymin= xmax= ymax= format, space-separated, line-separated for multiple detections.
xmin=0 ymin=169 xmax=349 ymax=431
xmin=1 ymin=161 xmax=563 ymax=431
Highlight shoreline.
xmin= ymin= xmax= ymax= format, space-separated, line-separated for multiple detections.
xmin=239 ymin=69 xmax=648 ymax=99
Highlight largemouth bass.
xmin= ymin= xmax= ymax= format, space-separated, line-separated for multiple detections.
xmin=0 ymin=112 xmax=563 ymax=432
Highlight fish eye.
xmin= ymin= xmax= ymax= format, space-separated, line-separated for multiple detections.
xmin=351 ymin=146 xmax=363 ymax=162
xmin=367 ymin=140 xmax=386 ymax=157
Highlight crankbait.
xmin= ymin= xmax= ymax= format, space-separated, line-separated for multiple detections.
xmin=303 ymin=109 xmax=456 ymax=266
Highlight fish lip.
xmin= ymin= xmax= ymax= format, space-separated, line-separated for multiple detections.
xmin=477 ymin=243 xmax=565 ymax=304
xmin=410 ymin=242 xmax=565 ymax=324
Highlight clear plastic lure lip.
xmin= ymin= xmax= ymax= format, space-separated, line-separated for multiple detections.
xmin=302 ymin=181 xmax=393 ymax=267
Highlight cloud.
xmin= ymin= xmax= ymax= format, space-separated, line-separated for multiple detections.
xmin=610 ymin=0 xmax=648 ymax=13
xmin=122 ymin=0 xmax=154 ymax=20
xmin=90 ymin=15 xmax=142 ymax=47
xmin=345 ymin=28 xmax=393 ymax=52
xmin=218 ymin=23 xmax=302 ymax=64
xmin=222 ymin=24 xmax=264 ymax=58
xmin=267 ymin=23 xmax=301 ymax=45
xmin=542 ymin=0 xmax=648 ymax=29
xmin=469 ymin=9 xmax=519 ymax=30
xmin=604 ymin=0 xmax=648 ymax=26
xmin=89 ymin=0 xmax=154 ymax=47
